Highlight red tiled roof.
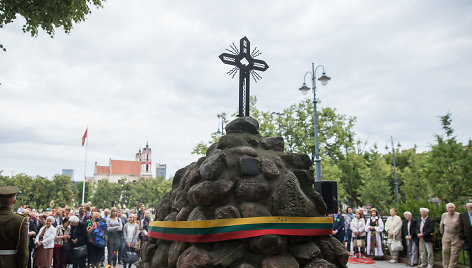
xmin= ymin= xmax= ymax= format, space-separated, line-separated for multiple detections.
xmin=95 ymin=166 xmax=110 ymax=175
xmin=110 ymin=160 xmax=140 ymax=175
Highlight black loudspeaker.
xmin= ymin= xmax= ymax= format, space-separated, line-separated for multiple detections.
xmin=314 ymin=181 xmax=338 ymax=214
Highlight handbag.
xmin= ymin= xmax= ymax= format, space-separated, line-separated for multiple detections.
xmin=353 ymin=238 xmax=365 ymax=248
xmin=73 ymin=245 xmax=87 ymax=258
xmin=391 ymin=234 xmax=404 ymax=251
xmin=125 ymin=251 xmax=140 ymax=263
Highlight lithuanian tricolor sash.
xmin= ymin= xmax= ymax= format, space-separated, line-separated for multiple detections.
xmin=148 ymin=216 xmax=332 ymax=243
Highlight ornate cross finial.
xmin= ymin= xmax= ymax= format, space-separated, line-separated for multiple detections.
xmin=219 ymin=37 xmax=269 ymax=117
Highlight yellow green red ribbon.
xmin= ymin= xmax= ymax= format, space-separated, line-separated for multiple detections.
xmin=148 ymin=216 xmax=333 ymax=242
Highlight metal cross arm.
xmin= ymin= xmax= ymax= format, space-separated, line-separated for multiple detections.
xmin=219 ymin=36 xmax=269 ymax=117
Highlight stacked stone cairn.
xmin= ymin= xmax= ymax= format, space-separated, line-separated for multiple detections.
xmin=137 ymin=117 xmax=349 ymax=268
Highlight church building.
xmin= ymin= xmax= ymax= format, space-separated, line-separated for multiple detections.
xmin=94 ymin=143 xmax=153 ymax=183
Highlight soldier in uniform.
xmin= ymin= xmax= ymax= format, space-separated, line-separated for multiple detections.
xmin=0 ymin=186 xmax=28 ymax=268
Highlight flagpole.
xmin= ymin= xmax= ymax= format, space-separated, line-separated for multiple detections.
xmin=82 ymin=129 xmax=88 ymax=206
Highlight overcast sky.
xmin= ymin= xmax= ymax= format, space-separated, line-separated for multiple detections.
xmin=1 ymin=0 xmax=471 ymax=181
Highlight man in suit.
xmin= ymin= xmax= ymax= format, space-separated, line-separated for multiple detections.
xmin=332 ymin=207 xmax=345 ymax=243
xmin=0 ymin=186 xmax=28 ymax=268
xmin=417 ymin=208 xmax=435 ymax=268
xmin=459 ymin=203 xmax=472 ymax=268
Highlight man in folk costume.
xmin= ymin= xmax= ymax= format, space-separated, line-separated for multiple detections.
xmin=385 ymin=208 xmax=403 ymax=263
xmin=365 ymin=208 xmax=384 ymax=259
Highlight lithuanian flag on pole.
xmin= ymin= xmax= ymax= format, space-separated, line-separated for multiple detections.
xmin=148 ymin=216 xmax=333 ymax=243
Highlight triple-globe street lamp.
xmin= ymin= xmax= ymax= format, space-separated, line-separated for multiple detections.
xmin=299 ymin=62 xmax=331 ymax=182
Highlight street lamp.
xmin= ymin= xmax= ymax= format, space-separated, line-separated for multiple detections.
xmin=299 ymin=62 xmax=331 ymax=182
xmin=385 ymin=136 xmax=400 ymax=203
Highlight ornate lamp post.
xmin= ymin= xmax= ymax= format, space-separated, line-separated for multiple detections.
xmin=385 ymin=137 xmax=401 ymax=203
xmin=299 ymin=62 xmax=331 ymax=182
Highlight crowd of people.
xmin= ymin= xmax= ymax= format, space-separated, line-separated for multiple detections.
xmin=331 ymin=203 xmax=472 ymax=268
xmin=17 ymin=203 xmax=152 ymax=268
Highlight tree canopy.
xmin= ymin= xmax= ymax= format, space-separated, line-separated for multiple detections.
xmin=0 ymin=0 xmax=104 ymax=51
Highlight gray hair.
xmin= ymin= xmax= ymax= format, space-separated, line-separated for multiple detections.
xmin=420 ymin=208 xmax=429 ymax=213
xmin=69 ymin=216 xmax=80 ymax=223
xmin=466 ymin=203 xmax=472 ymax=209
xmin=46 ymin=216 xmax=55 ymax=222
xmin=403 ymin=211 xmax=412 ymax=216
xmin=446 ymin=203 xmax=455 ymax=209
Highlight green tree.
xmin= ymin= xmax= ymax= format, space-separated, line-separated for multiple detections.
xmin=425 ymin=113 xmax=472 ymax=202
xmin=0 ymin=0 xmax=105 ymax=51
xmin=360 ymin=149 xmax=393 ymax=210
xmin=51 ymin=174 xmax=74 ymax=207
xmin=91 ymin=179 xmax=121 ymax=208
xmin=389 ymin=147 xmax=429 ymax=202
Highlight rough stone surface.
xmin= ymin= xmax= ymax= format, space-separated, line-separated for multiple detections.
xmin=225 ymin=116 xmax=259 ymax=134
xmin=225 ymin=146 xmax=258 ymax=157
xmin=271 ymin=172 xmax=317 ymax=217
xmin=261 ymin=157 xmax=280 ymax=179
xmin=290 ymin=242 xmax=321 ymax=264
xmin=199 ymin=149 xmax=226 ymax=180
xmin=141 ymin=242 xmax=157 ymax=263
xmin=176 ymin=246 xmax=211 ymax=268
xmin=187 ymin=206 xmax=207 ymax=221
xmin=240 ymin=202 xmax=272 ymax=217
xmin=240 ymin=156 xmax=260 ymax=176
xmin=304 ymin=258 xmax=336 ymax=268
xmin=168 ymin=241 xmax=188 ymax=267
xmin=281 ymin=153 xmax=312 ymax=170
xmin=237 ymin=264 xmax=256 ymax=268
xmin=215 ymin=205 xmax=241 ymax=219
xmin=138 ymin=117 xmax=347 ymax=268
xmin=261 ymin=254 xmax=299 ymax=268
xmin=217 ymin=135 xmax=249 ymax=149
xmin=250 ymin=235 xmax=287 ymax=255
xmin=261 ymin=136 xmax=284 ymax=152
xmin=150 ymin=242 xmax=169 ymax=267
xmin=209 ymin=241 xmax=245 ymax=267
xmin=235 ymin=178 xmax=270 ymax=201
xmin=176 ymin=205 xmax=193 ymax=221
xmin=188 ymin=180 xmax=234 ymax=206
xmin=327 ymin=236 xmax=350 ymax=267
xmin=164 ymin=211 xmax=177 ymax=221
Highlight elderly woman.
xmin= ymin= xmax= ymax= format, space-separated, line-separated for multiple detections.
xmin=350 ymin=211 xmax=366 ymax=257
xmin=403 ymin=211 xmax=418 ymax=267
xmin=385 ymin=208 xmax=403 ymax=263
xmin=69 ymin=215 xmax=88 ymax=268
xmin=34 ymin=215 xmax=57 ymax=268
xmin=123 ymin=214 xmax=140 ymax=268
xmin=87 ymin=212 xmax=107 ymax=268
xmin=53 ymin=217 xmax=70 ymax=268
xmin=365 ymin=208 xmax=384 ymax=259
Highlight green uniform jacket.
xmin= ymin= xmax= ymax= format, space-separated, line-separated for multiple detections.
xmin=0 ymin=207 xmax=28 ymax=268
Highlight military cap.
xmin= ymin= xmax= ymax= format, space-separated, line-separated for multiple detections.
xmin=0 ymin=186 xmax=20 ymax=196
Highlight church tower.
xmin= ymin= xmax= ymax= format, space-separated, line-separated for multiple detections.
xmin=136 ymin=143 xmax=152 ymax=178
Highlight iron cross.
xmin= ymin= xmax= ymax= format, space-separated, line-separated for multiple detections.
xmin=219 ymin=37 xmax=269 ymax=117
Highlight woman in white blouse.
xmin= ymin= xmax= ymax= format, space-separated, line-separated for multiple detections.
xmin=350 ymin=211 xmax=366 ymax=257
xmin=34 ymin=215 xmax=57 ymax=268
xmin=365 ymin=208 xmax=384 ymax=259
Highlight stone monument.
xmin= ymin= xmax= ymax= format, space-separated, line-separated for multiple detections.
xmin=136 ymin=117 xmax=349 ymax=268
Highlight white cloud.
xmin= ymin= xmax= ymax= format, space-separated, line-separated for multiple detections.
xmin=1 ymin=0 xmax=471 ymax=180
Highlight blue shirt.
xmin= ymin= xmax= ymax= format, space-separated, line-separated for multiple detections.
xmin=468 ymin=211 xmax=472 ymax=227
